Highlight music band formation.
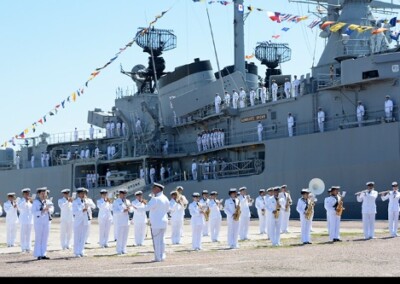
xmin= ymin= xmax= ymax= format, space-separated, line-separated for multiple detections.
xmin=0 ymin=181 xmax=398 ymax=261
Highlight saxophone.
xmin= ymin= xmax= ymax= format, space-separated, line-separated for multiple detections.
xmin=274 ymin=198 xmax=281 ymax=219
xmin=204 ymin=206 xmax=211 ymax=222
xmin=285 ymin=194 xmax=292 ymax=212
xmin=335 ymin=193 xmax=345 ymax=216
xmin=305 ymin=199 xmax=314 ymax=220
xmin=232 ymin=199 xmax=241 ymax=221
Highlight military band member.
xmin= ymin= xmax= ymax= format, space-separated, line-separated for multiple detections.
xmin=189 ymin=192 xmax=205 ymax=250
xmin=255 ymin=189 xmax=267 ymax=235
xmin=176 ymin=186 xmax=188 ymax=237
xmin=199 ymin=190 xmax=210 ymax=236
xmin=169 ymin=191 xmax=184 ymax=244
xmin=97 ymin=189 xmax=113 ymax=248
xmin=131 ymin=191 xmax=147 ymax=246
xmin=4 ymin=192 xmax=19 ymax=247
xmin=58 ymin=189 xmax=73 ymax=250
xmin=279 ymin=185 xmax=292 ymax=233
xmin=381 ymin=182 xmax=400 ymax=237
xmin=266 ymin=187 xmax=284 ymax=246
xmin=32 ymin=187 xmax=54 ymax=260
xmin=238 ymin=186 xmax=252 ymax=241
xmin=113 ymin=189 xmax=133 ymax=255
xmin=18 ymin=188 xmax=33 ymax=252
xmin=133 ymin=182 xmax=170 ymax=262
xmin=356 ymin=181 xmax=378 ymax=240
xmin=209 ymin=191 xmax=222 ymax=242
xmin=296 ymin=188 xmax=312 ymax=244
xmin=72 ymin=188 xmax=90 ymax=257
xmin=324 ymin=186 xmax=342 ymax=242
xmin=83 ymin=190 xmax=96 ymax=244
xmin=224 ymin=188 xmax=240 ymax=249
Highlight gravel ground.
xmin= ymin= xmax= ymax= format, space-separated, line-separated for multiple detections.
xmin=0 ymin=218 xmax=397 ymax=277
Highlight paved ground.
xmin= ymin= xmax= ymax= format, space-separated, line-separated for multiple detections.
xmin=0 ymin=218 xmax=398 ymax=277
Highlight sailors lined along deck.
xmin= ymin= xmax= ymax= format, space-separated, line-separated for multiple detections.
xmin=97 ymin=189 xmax=113 ymax=248
xmin=356 ymin=181 xmax=378 ymax=240
xmin=284 ymin=78 xmax=291 ymax=98
xmin=197 ymin=129 xmax=225 ymax=152
xmin=381 ymin=182 xmax=400 ymax=237
xmin=58 ymin=188 xmax=73 ymax=250
xmin=271 ymin=80 xmax=278 ymax=101
xmin=214 ymin=93 xmax=222 ymax=114
xmin=18 ymin=188 xmax=33 ymax=252
xmin=292 ymin=75 xmax=300 ymax=97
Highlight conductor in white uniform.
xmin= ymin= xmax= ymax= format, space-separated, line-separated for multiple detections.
xmin=356 ymin=181 xmax=378 ymax=240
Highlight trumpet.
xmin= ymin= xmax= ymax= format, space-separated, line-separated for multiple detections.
xmin=354 ymin=190 xmax=369 ymax=196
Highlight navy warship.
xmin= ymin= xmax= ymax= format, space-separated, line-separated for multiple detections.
xmin=1 ymin=0 xmax=400 ymax=219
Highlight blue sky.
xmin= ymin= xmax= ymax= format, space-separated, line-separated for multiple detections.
xmin=0 ymin=0 xmax=346 ymax=148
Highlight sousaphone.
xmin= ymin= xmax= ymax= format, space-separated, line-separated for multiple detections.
xmin=308 ymin=178 xmax=325 ymax=196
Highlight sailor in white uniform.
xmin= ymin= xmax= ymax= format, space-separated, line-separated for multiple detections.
xmin=249 ymin=88 xmax=256 ymax=106
xmin=381 ymin=182 xmax=400 ymax=237
xmin=296 ymin=188 xmax=312 ymax=244
xmin=32 ymin=187 xmax=54 ymax=260
xmin=83 ymin=190 xmax=96 ymax=244
xmin=384 ymin=95 xmax=394 ymax=121
xmin=239 ymin=87 xmax=246 ymax=108
xmin=31 ymin=154 xmax=35 ymax=168
xmin=89 ymin=124 xmax=94 ymax=140
xmin=317 ymin=107 xmax=325 ymax=132
xmin=58 ymin=188 xmax=73 ymax=250
xmin=260 ymin=86 xmax=267 ymax=103
xmin=74 ymin=127 xmax=78 ymax=141
xmin=169 ymin=191 xmax=185 ymax=244
xmin=189 ymin=192 xmax=205 ymax=250
xmin=113 ymin=189 xmax=133 ymax=254
xmin=324 ymin=186 xmax=342 ymax=242
xmin=257 ymin=121 xmax=263 ymax=141
xmin=97 ymin=189 xmax=113 ymax=248
xmin=356 ymin=181 xmax=378 ymax=239
xmin=356 ymin=101 xmax=365 ymax=127
xmin=176 ymin=186 xmax=188 ymax=237
xmin=287 ymin=113 xmax=295 ymax=137
xmin=224 ymin=91 xmax=231 ymax=107
xmin=271 ymin=80 xmax=278 ymax=101
xmin=255 ymin=189 xmax=267 ymax=235
xmin=208 ymin=191 xmax=222 ymax=242
xmin=266 ymin=187 xmax=284 ymax=246
xmin=18 ymin=188 xmax=33 ymax=252
xmin=224 ymin=188 xmax=240 ymax=249
xmin=199 ymin=190 xmax=210 ymax=236
xmin=232 ymin=89 xmax=239 ymax=109
xmin=292 ymin=75 xmax=300 ymax=97
xmin=284 ymin=78 xmax=291 ymax=98
xmin=4 ymin=192 xmax=19 ymax=247
xmin=214 ymin=93 xmax=222 ymax=114
xmin=72 ymin=188 xmax=90 ymax=257
xmin=131 ymin=191 xmax=147 ymax=246
xmin=279 ymin=185 xmax=292 ymax=233
xmin=133 ymin=182 xmax=170 ymax=262
xmin=238 ymin=186 xmax=252 ymax=241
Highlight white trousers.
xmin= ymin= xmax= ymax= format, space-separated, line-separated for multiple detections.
xmin=239 ymin=216 xmax=250 ymax=240
xmin=116 ymin=225 xmax=129 ymax=254
xmin=288 ymin=126 xmax=293 ymax=137
xmin=268 ymin=216 xmax=281 ymax=246
xmin=6 ymin=222 xmax=17 ymax=246
xmin=327 ymin=212 xmax=340 ymax=241
xmin=300 ymin=215 xmax=312 ymax=243
xmin=73 ymin=223 xmax=88 ymax=256
xmin=388 ymin=211 xmax=399 ymax=236
xmin=191 ymin=223 xmax=203 ymax=250
xmin=227 ymin=218 xmax=239 ymax=248
xmin=280 ymin=210 xmax=290 ymax=233
xmin=257 ymin=210 xmax=267 ymax=234
xmin=20 ymin=223 xmax=32 ymax=251
xmin=257 ymin=130 xmax=262 ymax=141
xmin=33 ymin=221 xmax=50 ymax=257
xmin=134 ymin=222 xmax=147 ymax=246
xmin=170 ymin=219 xmax=183 ymax=244
xmin=151 ymin=228 xmax=166 ymax=262
xmin=362 ymin=213 xmax=375 ymax=239
xmin=98 ymin=218 xmax=112 ymax=247
xmin=318 ymin=122 xmax=324 ymax=132
xmin=85 ymin=221 xmax=91 ymax=243
xmin=60 ymin=220 xmax=73 ymax=249
xmin=272 ymin=90 xmax=277 ymax=101
xmin=209 ymin=218 xmax=221 ymax=241
xmin=202 ymin=220 xmax=209 ymax=236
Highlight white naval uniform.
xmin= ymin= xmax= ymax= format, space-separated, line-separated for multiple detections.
xmin=287 ymin=115 xmax=294 ymax=137
xmin=137 ymin=191 xmax=170 ymax=262
xmin=224 ymin=198 xmax=240 ymax=249
xmin=296 ymin=197 xmax=312 ymax=243
xmin=317 ymin=110 xmax=325 ymax=132
xmin=84 ymin=198 xmax=96 ymax=244
xmin=208 ymin=199 xmax=222 ymax=242
xmin=385 ymin=98 xmax=393 ymax=120
xmin=239 ymin=90 xmax=246 ymax=108
xmin=238 ymin=194 xmax=251 ymax=240
xmin=113 ymin=198 xmax=133 ymax=254
xmin=266 ymin=196 xmax=284 ymax=246
xmin=4 ymin=200 xmax=19 ymax=246
xmin=260 ymin=87 xmax=267 ymax=104
xmin=249 ymin=90 xmax=256 ymax=106
xmin=324 ymin=195 xmax=341 ymax=241
xmin=279 ymin=192 xmax=292 ymax=233
xmin=89 ymin=126 xmax=94 ymax=139
xmin=255 ymin=195 xmax=267 ymax=234
xmin=271 ymin=82 xmax=278 ymax=101
xmin=72 ymin=198 xmax=90 ymax=257
xmin=32 ymin=198 xmax=54 ymax=258
xmin=169 ymin=199 xmax=184 ymax=244
xmin=97 ymin=198 xmax=113 ymax=247
xmin=199 ymin=198 xmax=209 ymax=236
xmin=132 ymin=199 xmax=147 ymax=246
xmin=224 ymin=93 xmax=231 ymax=107
xmin=58 ymin=197 xmax=73 ymax=249
xmin=356 ymin=104 xmax=365 ymax=127
xmin=381 ymin=191 xmax=400 ymax=237
xmin=232 ymin=92 xmax=239 ymax=109
xmin=189 ymin=201 xmax=205 ymax=250
xmin=18 ymin=198 xmax=33 ymax=252
xmin=357 ymin=190 xmax=378 ymax=239
xmin=284 ymin=81 xmax=291 ymax=98
xmin=257 ymin=123 xmax=263 ymax=141
xmin=215 ymin=95 xmax=222 ymax=114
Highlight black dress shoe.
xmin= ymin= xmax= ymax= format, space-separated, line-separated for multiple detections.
xmin=37 ymin=257 xmax=42 ymax=260
xmin=307 ymin=242 xmax=312 ymax=244
xmin=42 ymin=256 xmax=50 ymax=259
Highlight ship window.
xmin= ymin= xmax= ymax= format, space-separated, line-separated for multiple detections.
xmin=362 ymin=70 xmax=379 ymax=80
xmin=271 ymin=111 xmax=277 ymax=120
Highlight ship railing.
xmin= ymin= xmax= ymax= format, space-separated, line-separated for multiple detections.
xmin=316 ymin=73 xmax=341 ymax=88
xmin=339 ymin=38 xmax=371 ymax=57
xmin=44 ymin=128 xmax=107 ymax=145
xmin=74 ymin=173 xmax=139 ymax=189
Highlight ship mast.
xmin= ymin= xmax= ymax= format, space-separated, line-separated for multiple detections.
xmin=233 ymin=0 xmax=246 ymax=77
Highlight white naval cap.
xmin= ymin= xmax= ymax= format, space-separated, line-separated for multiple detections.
xmin=366 ymin=181 xmax=375 ymax=186
xmin=119 ymin=189 xmax=128 ymax=194
xmin=175 ymin=186 xmax=184 ymax=191
xmin=281 ymin=184 xmax=287 ymax=188
xmin=153 ymin=182 xmax=165 ymax=190
xmin=36 ymin=187 xmax=47 ymax=193
xmin=21 ymin=188 xmax=31 ymax=193
xmin=229 ymin=188 xmax=237 ymax=194
xmin=239 ymin=186 xmax=247 ymax=191
xmin=7 ymin=192 xmax=16 ymax=196
xmin=61 ymin=189 xmax=70 ymax=193
xmin=192 ymin=192 xmax=200 ymax=197
xmin=100 ymin=189 xmax=108 ymax=194
xmin=170 ymin=191 xmax=177 ymax=195
xmin=76 ymin=187 xmax=88 ymax=193
xmin=266 ymin=187 xmax=274 ymax=192
xmin=210 ymin=191 xmax=218 ymax=195
xmin=259 ymin=189 xmax=265 ymax=193
xmin=329 ymin=186 xmax=341 ymax=191
xmin=135 ymin=191 xmax=143 ymax=196
xmin=392 ymin=182 xmax=398 ymax=187
xmin=301 ymin=188 xmax=311 ymax=194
